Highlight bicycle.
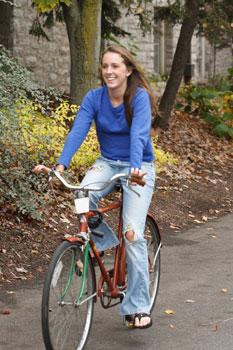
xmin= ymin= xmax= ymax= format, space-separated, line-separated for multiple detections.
xmin=41 ymin=169 xmax=162 ymax=350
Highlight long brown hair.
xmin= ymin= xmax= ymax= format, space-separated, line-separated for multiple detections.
xmin=100 ymin=45 xmax=157 ymax=127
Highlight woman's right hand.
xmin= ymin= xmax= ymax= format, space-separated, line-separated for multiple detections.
xmin=33 ymin=164 xmax=65 ymax=174
xmin=33 ymin=164 xmax=51 ymax=174
xmin=33 ymin=164 xmax=65 ymax=189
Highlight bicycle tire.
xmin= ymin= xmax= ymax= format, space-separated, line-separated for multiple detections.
xmin=144 ymin=216 xmax=161 ymax=312
xmin=41 ymin=240 xmax=96 ymax=350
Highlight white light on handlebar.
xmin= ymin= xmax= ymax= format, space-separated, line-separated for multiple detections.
xmin=75 ymin=197 xmax=90 ymax=214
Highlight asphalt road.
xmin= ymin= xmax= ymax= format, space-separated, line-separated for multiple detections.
xmin=1 ymin=213 xmax=233 ymax=350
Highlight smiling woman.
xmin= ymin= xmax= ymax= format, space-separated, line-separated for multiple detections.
xmin=34 ymin=45 xmax=160 ymax=329
xmin=101 ymin=51 xmax=132 ymax=106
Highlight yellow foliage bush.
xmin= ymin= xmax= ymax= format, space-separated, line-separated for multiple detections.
xmin=17 ymin=99 xmax=99 ymax=173
xmin=222 ymin=93 xmax=233 ymax=127
xmin=17 ymin=99 xmax=178 ymax=174
xmin=153 ymin=143 xmax=178 ymax=172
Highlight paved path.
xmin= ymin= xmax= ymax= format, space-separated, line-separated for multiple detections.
xmin=1 ymin=213 xmax=233 ymax=350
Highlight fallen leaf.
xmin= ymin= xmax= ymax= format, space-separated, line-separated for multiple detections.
xmin=164 ymin=309 xmax=175 ymax=315
xmin=2 ymin=309 xmax=10 ymax=315
xmin=36 ymin=266 xmax=44 ymax=273
xmin=194 ymin=219 xmax=202 ymax=224
xmin=60 ymin=214 xmax=70 ymax=224
xmin=16 ymin=267 xmax=28 ymax=274
xmin=15 ymin=275 xmax=27 ymax=280
xmin=170 ymin=224 xmax=181 ymax=230
xmin=207 ymin=178 xmax=218 ymax=184
xmin=221 ymin=288 xmax=228 ymax=293
xmin=31 ymin=249 xmax=39 ymax=256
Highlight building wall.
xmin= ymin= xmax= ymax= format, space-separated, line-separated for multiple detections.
xmin=114 ymin=6 xmax=155 ymax=75
xmin=12 ymin=0 xmax=70 ymax=92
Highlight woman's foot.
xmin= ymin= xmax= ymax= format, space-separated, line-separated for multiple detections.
xmin=134 ymin=313 xmax=152 ymax=329
xmin=123 ymin=313 xmax=152 ymax=329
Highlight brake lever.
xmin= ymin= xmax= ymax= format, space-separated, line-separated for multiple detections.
xmin=48 ymin=169 xmax=55 ymax=183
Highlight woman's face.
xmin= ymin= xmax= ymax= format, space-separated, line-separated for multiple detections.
xmin=101 ymin=52 xmax=132 ymax=93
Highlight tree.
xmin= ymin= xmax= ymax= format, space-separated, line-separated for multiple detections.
xmin=153 ymin=0 xmax=233 ymax=130
xmin=31 ymin=0 xmax=151 ymax=104
xmin=61 ymin=0 xmax=102 ymax=104
xmin=32 ymin=0 xmax=102 ymax=104
xmin=154 ymin=0 xmax=199 ymax=130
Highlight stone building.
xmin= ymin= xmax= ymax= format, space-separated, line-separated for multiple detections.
xmin=0 ymin=0 xmax=70 ymax=92
xmin=117 ymin=1 xmax=232 ymax=83
xmin=0 ymin=0 xmax=232 ymax=93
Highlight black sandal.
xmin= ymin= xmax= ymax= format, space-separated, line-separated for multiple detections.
xmin=134 ymin=313 xmax=152 ymax=329
xmin=123 ymin=313 xmax=152 ymax=329
xmin=123 ymin=314 xmax=135 ymax=329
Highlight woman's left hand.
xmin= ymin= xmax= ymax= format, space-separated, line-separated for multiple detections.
xmin=130 ymin=168 xmax=146 ymax=186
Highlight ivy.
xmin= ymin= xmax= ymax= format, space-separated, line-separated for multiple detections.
xmin=0 ymin=48 xmax=60 ymax=219
xmin=177 ymin=80 xmax=233 ymax=139
xmin=32 ymin=0 xmax=71 ymax=13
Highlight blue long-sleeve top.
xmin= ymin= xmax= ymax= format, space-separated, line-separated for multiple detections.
xmin=58 ymin=85 xmax=155 ymax=169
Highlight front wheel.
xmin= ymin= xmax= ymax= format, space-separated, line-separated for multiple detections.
xmin=144 ymin=216 xmax=161 ymax=312
xmin=41 ymin=240 xmax=96 ymax=350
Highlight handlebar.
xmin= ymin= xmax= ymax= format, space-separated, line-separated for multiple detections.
xmin=49 ymin=169 xmax=145 ymax=192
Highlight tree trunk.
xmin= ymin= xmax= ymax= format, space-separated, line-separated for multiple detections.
xmin=156 ymin=0 xmax=199 ymax=130
xmin=62 ymin=0 xmax=102 ymax=105
xmin=213 ymin=44 xmax=216 ymax=79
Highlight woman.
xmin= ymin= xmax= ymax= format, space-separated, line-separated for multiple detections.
xmin=34 ymin=45 xmax=158 ymax=329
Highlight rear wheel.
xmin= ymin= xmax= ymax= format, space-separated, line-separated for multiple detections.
xmin=41 ymin=240 xmax=96 ymax=350
xmin=144 ymin=216 xmax=161 ymax=312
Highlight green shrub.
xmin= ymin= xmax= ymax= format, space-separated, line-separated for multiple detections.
xmin=177 ymin=83 xmax=233 ymax=139
xmin=0 ymin=48 xmax=58 ymax=219
xmin=0 ymin=109 xmax=47 ymax=219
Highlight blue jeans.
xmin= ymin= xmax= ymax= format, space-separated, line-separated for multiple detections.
xmin=80 ymin=156 xmax=155 ymax=315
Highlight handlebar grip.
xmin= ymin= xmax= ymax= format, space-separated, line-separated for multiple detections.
xmin=130 ymin=174 xmax=145 ymax=186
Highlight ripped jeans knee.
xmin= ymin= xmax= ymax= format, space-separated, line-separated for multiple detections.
xmin=125 ymin=230 xmax=136 ymax=242
xmin=124 ymin=225 xmax=138 ymax=242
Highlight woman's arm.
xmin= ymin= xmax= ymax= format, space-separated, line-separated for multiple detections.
xmin=129 ymin=89 xmax=152 ymax=169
